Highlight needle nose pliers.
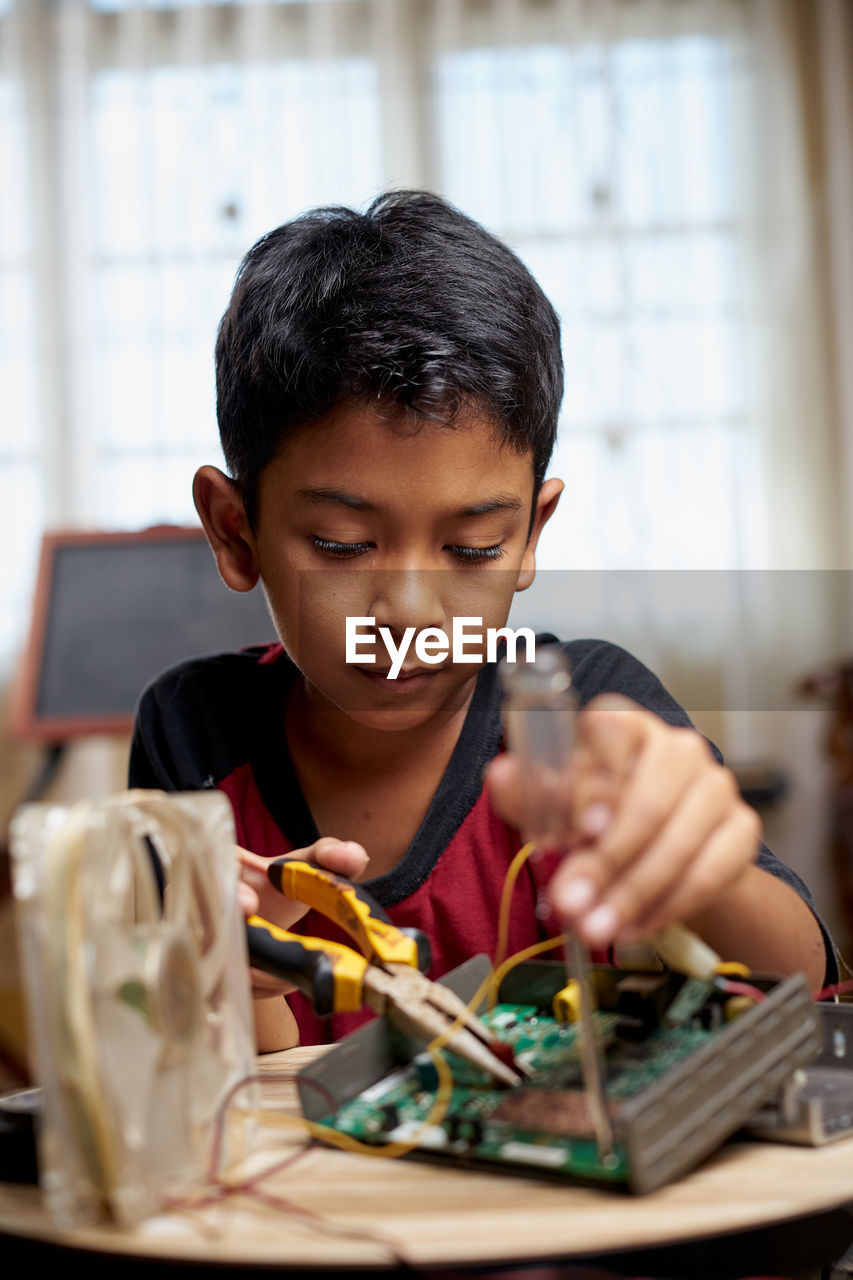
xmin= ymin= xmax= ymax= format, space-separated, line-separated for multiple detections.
xmin=244 ymin=858 xmax=521 ymax=1088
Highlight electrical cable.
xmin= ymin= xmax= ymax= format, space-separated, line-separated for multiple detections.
xmin=716 ymin=978 xmax=768 ymax=1004
xmin=189 ymin=836 xmax=563 ymax=1203
xmin=196 ymin=829 xmax=853 ymax=1252
xmin=811 ymin=977 xmax=853 ymax=1002
xmin=494 ymin=840 xmax=539 ymax=969
xmin=53 ymin=801 xmax=822 ymax=1243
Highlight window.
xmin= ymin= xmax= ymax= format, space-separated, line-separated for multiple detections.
xmin=436 ymin=31 xmax=764 ymax=571
xmin=1 ymin=0 xmax=768 ymax=670
xmin=89 ymin=54 xmax=382 ymax=529
xmin=1 ymin=14 xmax=43 ymax=662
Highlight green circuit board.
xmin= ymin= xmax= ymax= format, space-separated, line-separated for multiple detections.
xmin=316 ymin=981 xmax=721 ymax=1184
xmin=300 ymin=961 xmax=818 ymax=1192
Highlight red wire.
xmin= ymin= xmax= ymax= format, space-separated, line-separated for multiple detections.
xmin=715 ymin=971 xmax=853 ymax=1004
xmin=718 ymin=978 xmax=768 ymax=1003
xmin=811 ymin=976 xmax=853 ymax=1002
xmin=721 ymin=974 xmax=853 ymax=1003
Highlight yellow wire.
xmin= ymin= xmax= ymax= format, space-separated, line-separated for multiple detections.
xmin=245 ymin=1039 xmax=456 ymax=1163
xmin=248 ymin=847 xmax=568 ymax=1165
xmin=232 ymin=928 xmax=574 ymax=1174
xmin=214 ymin=840 xmax=568 ymax=1180
xmin=487 ymin=933 xmax=570 ymax=1010
xmin=494 ymin=840 xmax=538 ymax=970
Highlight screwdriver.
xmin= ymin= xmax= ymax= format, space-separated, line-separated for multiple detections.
xmin=500 ymin=647 xmax=615 ymax=1161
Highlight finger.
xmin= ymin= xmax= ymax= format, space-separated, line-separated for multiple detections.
xmin=483 ymin=754 xmax=523 ymax=826
xmin=624 ymin=806 xmax=761 ymax=941
xmin=487 ymin=753 xmax=581 ymax=847
xmin=237 ymin=879 xmax=259 ymax=917
xmin=238 ymin=844 xmax=311 ymax=931
xmin=238 ymin=845 xmax=282 ymax=904
xmin=250 ymin=966 xmax=297 ymax=996
xmin=236 ymin=843 xmax=271 ymax=873
xmin=489 ymin=703 xmax=639 ymax=836
xmin=586 ymin=727 xmax=717 ymax=883
xmin=564 ymin=741 xmax=617 ymax=837
xmin=590 ymin=766 xmax=742 ymax=936
xmin=549 ymin=848 xmax=610 ymax=929
xmin=237 ymin=838 xmax=370 ymax=905
xmin=568 ymin=701 xmax=655 ymax=835
xmin=310 ymin=837 xmax=370 ymax=880
xmin=553 ymin=802 xmax=760 ymax=949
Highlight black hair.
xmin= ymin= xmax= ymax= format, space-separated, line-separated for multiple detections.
xmin=215 ymin=189 xmax=564 ymax=527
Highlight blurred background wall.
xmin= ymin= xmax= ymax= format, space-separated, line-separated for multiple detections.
xmin=1 ymin=0 xmax=852 ymax=953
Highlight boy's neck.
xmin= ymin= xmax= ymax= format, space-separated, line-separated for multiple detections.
xmin=284 ymin=674 xmax=477 ymax=777
xmin=283 ymin=675 xmax=479 ymax=878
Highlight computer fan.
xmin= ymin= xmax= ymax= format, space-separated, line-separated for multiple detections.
xmin=9 ymin=789 xmax=257 ymax=1228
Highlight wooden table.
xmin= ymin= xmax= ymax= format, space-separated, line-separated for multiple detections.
xmin=2 ymin=1045 xmax=853 ymax=1275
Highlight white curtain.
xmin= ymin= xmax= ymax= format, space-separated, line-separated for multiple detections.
xmin=1 ymin=0 xmax=850 ymax=690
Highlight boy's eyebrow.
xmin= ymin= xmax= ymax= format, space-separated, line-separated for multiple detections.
xmin=459 ymin=494 xmax=524 ymax=516
xmin=294 ymin=488 xmax=524 ymax=517
xmin=295 ymin=487 xmax=379 ymax=512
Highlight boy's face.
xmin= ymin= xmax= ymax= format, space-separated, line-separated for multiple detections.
xmin=198 ymin=398 xmax=561 ymax=733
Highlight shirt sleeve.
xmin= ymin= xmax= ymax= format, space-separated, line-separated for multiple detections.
xmin=128 ymin=682 xmax=183 ymax=791
xmin=128 ymin=651 xmax=255 ymax=792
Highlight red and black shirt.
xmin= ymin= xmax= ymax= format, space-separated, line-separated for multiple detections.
xmin=129 ymin=636 xmax=838 ymax=1043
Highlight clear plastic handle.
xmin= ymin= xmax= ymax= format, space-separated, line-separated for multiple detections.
xmin=499 ymin=646 xmax=577 ymax=847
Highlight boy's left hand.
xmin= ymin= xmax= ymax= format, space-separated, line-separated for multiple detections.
xmin=485 ymin=694 xmax=761 ymax=949
xmin=236 ymin=837 xmax=370 ymax=993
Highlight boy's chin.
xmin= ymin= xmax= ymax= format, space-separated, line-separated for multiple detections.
xmin=304 ymin=663 xmax=478 ymax=730
xmin=350 ymin=695 xmax=460 ymax=728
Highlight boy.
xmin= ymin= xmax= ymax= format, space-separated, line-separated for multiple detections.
xmin=129 ymin=190 xmax=835 ymax=1052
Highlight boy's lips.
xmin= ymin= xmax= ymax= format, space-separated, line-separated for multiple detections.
xmin=355 ymin=664 xmax=444 ymax=686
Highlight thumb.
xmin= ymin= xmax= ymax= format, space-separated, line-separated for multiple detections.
xmin=576 ymin=695 xmax=648 ymax=781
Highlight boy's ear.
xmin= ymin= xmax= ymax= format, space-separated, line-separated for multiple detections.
xmin=515 ymin=477 xmax=563 ymax=592
xmin=193 ymin=465 xmax=260 ymax=592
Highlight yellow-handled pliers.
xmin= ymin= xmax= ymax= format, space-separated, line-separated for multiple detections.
xmin=245 ymin=858 xmax=522 ymax=1088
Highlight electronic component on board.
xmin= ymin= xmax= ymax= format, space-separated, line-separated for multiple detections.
xmin=298 ymin=956 xmax=821 ymax=1194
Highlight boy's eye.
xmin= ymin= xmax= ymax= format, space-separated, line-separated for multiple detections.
xmin=311 ymin=536 xmax=504 ymax=563
xmin=446 ymin=544 xmax=504 ymax=564
xmin=311 ymin=536 xmax=373 ymax=559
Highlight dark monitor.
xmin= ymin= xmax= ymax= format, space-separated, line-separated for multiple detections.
xmin=9 ymin=526 xmax=276 ymax=741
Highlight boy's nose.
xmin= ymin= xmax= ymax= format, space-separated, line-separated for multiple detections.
xmin=368 ymin=569 xmax=447 ymax=640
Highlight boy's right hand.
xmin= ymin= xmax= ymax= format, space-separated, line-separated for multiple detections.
xmin=236 ymin=837 xmax=370 ymax=993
